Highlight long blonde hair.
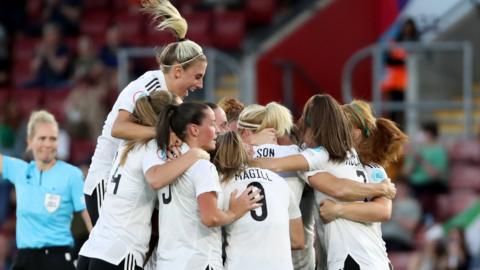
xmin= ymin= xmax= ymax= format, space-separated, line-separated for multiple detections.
xmin=120 ymin=91 xmax=178 ymax=165
xmin=212 ymin=131 xmax=251 ymax=182
xmin=142 ymin=0 xmax=207 ymax=71
xmin=237 ymin=102 xmax=293 ymax=137
xmin=343 ymin=100 xmax=408 ymax=167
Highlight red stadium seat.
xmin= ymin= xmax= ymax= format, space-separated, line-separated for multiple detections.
xmin=246 ymin=0 xmax=276 ymax=25
xmin=13 ymin=37 xmax=40 ymax=63
xmin=43 ymin=88 xmax=72 ymax=124
xmin=450 ymin=139 xmax=480 ymax=163
xmin=184 ymin=12 xmax=212 ymax=46
xmin=212 ymin=10 xmax=246 ymax=50
xmin=26 ymin=0 xmax=43 ymax=22
xmin=449 ymin=164 xmax=480 ymax=192
xmin=143 ymin=27 xmax=176 ymax=47
xmin=113 ymin=11 xmax=144 ymax=46
xmin=11 ymin=89 xmax=44 ymax=118
xmin=80 ymin=11 xmax=111 ymax=41
xmin=69 ymin=139 xmax=96 ymax=165
xmin=83 ymin=0 xmax=110 ymax=11
xmin=12 ymin=63 xmax=33 ymax=87
xmin=388 ymin=252 xmax=413 ymax=270
xmin=0 ymin=88 xmax=10 ymax=108
xmin=112 ymin=0 xmax=130 ymax=11
xmin=448 ymin=190 xmax=478 ymax=217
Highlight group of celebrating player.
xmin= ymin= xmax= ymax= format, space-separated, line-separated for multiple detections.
xmin=77 ymin=0 xmax=408 ymax=269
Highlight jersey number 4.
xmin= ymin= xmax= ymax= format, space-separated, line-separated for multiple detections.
xmin=247 ymin=182 xmax=267 ymax=221
xmin=111 ymin=166 xmax=121 ymax=195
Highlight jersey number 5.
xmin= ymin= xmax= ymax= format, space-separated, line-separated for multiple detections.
xmin=247 ymin=182 xmax=267 ymax=221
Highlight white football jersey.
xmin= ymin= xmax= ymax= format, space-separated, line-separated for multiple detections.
xmin=301 ymin=147 xmax=390 ymax=270
xmin=79 ymin=140 xmax=164 ymax=266
xmin=253 ymin=144 xmax=315 ymax=270
xmin=363 ymin=163 xmax=390 ymax=251
xmin=222 ymin=167 xmax=301 ymax=270
xmin=156 ymin=145 xmax=223 ymax=270
xmin=84 ymin=70 xmax=167 ymax=194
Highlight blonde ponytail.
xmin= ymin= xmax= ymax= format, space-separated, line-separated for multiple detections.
xmin=142 ymin=0 xmax=206 ymax=71
xmin=238 ymin=102 xmax=293 ymax=137
xmin=142 ymin=0 xmax=187 ymax=39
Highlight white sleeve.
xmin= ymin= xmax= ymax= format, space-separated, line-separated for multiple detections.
xmin=142 ymin=141 xmax=166 ymax=174
xmin=301 ymin=169 xmax=326 ymax=186
xmin=117 ymin=81 xmax=143 ymax=113
xmin=300 ymin=147 xmax=329 ymax=171
xmin=285 ymin=177 xmax=305 ymax=206
xmin=288 ymin=188 xmax=302 ymax=220
xmin=190 ymin=160 xmax=221 ymax=197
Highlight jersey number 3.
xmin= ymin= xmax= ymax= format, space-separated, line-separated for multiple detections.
xmin=247 ymin=182 xmax=267 ymax=221
xmin=162 ymin=185 xmax=172 ymax=204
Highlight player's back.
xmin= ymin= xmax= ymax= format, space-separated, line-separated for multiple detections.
xmin=305 ymin=148 xmax=389 ymax=270
xmin=254 ymin=143 xmax=316 ymax=269
xmin=80 ymin=140 xmax=158 ymax=266
xmin=222 ymin=167 xmax=296 ymax=270
xmin=156 ymin=157 xmax=223 ymax=270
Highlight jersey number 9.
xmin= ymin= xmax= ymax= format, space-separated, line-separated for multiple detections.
xmin=247 ymin=182 xmax=267 ymax=221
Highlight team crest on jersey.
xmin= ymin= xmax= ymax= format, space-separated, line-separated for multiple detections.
xmin=370 ymin=168 xmax=386 ymax=183
xmin=311 ymin=146 xmax=326 ymax=153
xmin=44 ymin=193 xmax=61 ymax=213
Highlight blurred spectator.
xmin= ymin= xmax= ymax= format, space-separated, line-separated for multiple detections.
xmin=0 ymin=179 xmax=13 ymax=227
xmin=43 ymin=0 xmax=82 ymax=36
xmin=99 ymin=24 xmax=123 ymax=70
xmin=0 ymin=232 xmax=13 ymax=270
xmin=0 ymin=101 xmax=22 ymax=156
xmin=408 ymin=239 xmax=448 ymax=270
xmin=427 ymin=201 xmax=480 ymax=270
xmin=382 ymin=181 xmax=422 ymax=251
xmin=65 ymin=62 xmax=108 ymax=140
xmin=0 ymin=24 xmax=8 ymax=86
xmin=445 ymin=228 xmax=470 ymax=270
xmin=27 ymin=23 xmax=73 ymax=88
xmin=381 ymin=18 xmax=420 ymax=129
xmin=403 ymin=122 xmax=448 ymax=220
xmin=73 ymin=36 xmax=97 ymax=81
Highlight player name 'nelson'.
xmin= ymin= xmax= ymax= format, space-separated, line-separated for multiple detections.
xmin=235 ymin=168 xmax=273 ymax=182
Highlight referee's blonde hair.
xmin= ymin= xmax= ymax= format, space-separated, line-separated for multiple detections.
xmin=213 ymin=131 xmax=251 ymax=183
xmin=120 ymin=91 xmax=178 ymax=165
xmin=142 ymin=0 xmax=207 ymax=72
xmin=27 ymin=110 xmax=58 ymax=139
xmin=343 ymin=100 xmax=408 ymax=167
xmin=238 ymin=102 xmax=293 ymax=137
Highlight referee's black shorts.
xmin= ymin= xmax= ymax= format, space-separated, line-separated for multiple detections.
xmin=12 ymin=246 xmax=75 ymax=270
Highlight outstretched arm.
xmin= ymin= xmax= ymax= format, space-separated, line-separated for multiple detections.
xmin=319 ymin=197 xmax=392 ymax=223
xmin=198 ymin=188 xmax=262 ymax=228
xmin=290 ymin=218 xmax=305 ymax=250
xmin=145 ymin=148 xmax=210 ymax=190
xmin=111 ymin=110 xmax=156 ymax=140
xmin=253 ymin=154 xmax=310 ymax=173
xmin=308 ymin=172 xmax=396 ymax=201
